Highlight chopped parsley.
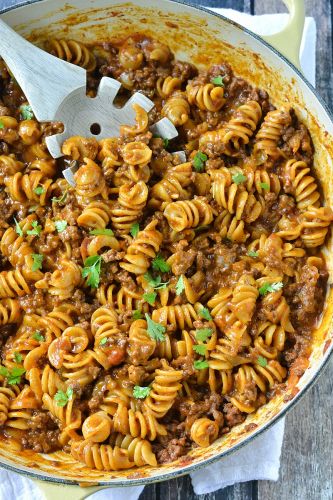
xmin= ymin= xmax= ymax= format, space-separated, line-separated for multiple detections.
xmin=193 ymin=344 xmax=207 ymax=356
xmin=211 ymin=75 xmax=224 ymax=86
xmin=145 ymin=313 xmax=166 ymax=342
xmin=81 ymin=255 xmax=102 ymax=288
xmin=0 ymin=366 xmax=26 ymax=385
xmin=14 ymin=218 xmax=23 ymax=237
xmin=130 ymin=222 xmax=140 ymax=238
xmin=27 ymin=221 xmax=42 ymax=237
xmin=90 ymin=228 xmax=114 ymax=236
xmin=144 ymin=272 xmax=169 ymax=290
xmin=20 ymin=104 xmax=34 ymax=120
xmin=32 ymin=331 xmax=45 ymax=342
xmin=99 ymin=337 xmax=108 ymax=346
xmin=194 ymin=359 xmax=209 ymax=370
xmin=31 ymin=253 xmax=43 ymax=271
xmin=232 ymin=173 xmax=247 ymax=185
xmin=152 ymin=254 xmax=170 ymax=273
xmin=199 ymin=306 xmax=212 ymax=321
xmin=34 ymin=186 xmax=45 ymax=196
xmin=175 ymin=275 xmax=185 ymax=296
xmin=248 ymin=250 xmax=259 ymax=258
xmin=260 ymin=182 xmax=269 ymax=190
xmin=193 ymin=151 xmax=208 ymax=172
xmin=257 ymin=356 xmax=268 ymax=367
xmin=55 ymin=220 xmax=67 ymax=233
xmin=143 ymin=292 xmax=157 ymax=305
xmin=195 ymin=328 xmax=213 ymax=342
xmin=54 ymin=387 xmax=73 ymax=407
xmin=259 ymin=281 xmax=283 ymax=296
xmin=14 ymin=352 xmax=22 ymax=363
xmin=133 ymin=310 xmax=143 ymax=320
xmin=133 ymin=385 xmax=151 ymax=399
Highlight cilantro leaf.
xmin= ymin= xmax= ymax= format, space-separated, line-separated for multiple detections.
xmin=152 ymin=254 xmax=170 ymax=273
xmin=257 ymin=356 xmax=268 ymax=367
xmin=143 ymin=292 xmax=157 ymax=305
xmin=14 ymin=218 xmax=23 ymax=237
xmin=14 ymin=352 xmax=22 ymax=363
xmin=163 ymin=138 xmax=169 ymax=149
xmin=194 ymin=359 xmax=209 ymax=370
xmin=32 ymin=331 xmax=45 ymax=342
xmin=20 ymin=104 xmax=34 ymax=120
xmin=0 ymin=366 xmax=26 ymax=385
xmin=99 ymin=337 xmax=108 ymax=346
xmin=248 ymin=250 xmax=259 ymax=258
xmin=27 ymin=220 xmax=42 ymax=237
xmin=82 ymin=255 xmax=102 ymax=288
xmin=55 ymin=220 xmax=68 ymax=233
xmin=133 ymin=310 xmax=143 ymax=320
xmin=259 ymin=281 xmax=283 ymax=296
xmin=133 ymin=385 xmax=151 ymax=399
xmin=232 ymin=173 xmax=247 ymax=185
xmin=130 ymin=222 xmax=140 ymax=238
xmin=145 ymin=313 xmax=166 ymax=342
xmin=52 ymin=191 xmax=67 ymax=204
xmin=54 ymin=387 xmax=73 ymax=407
xmin=260 ymin=182 xmax=269 ymax=190
xmin=193 ymin=151 xmax=208 ymax=172
xmin=175 ymin=275 xmax=185 ymax=296
xmin=211 ymin=75 xmax=224 ymax=87
xmin=31 ymin=253 xmax=43 ymax=271
xmin=0 ymin=121 xmax=4 ymax=130
xmin=195 ymin=328 xmax=213 ymax=342
xmin=90 ymin=228 xmax=114 ymax=236
xmin=144 ymin=272 xmax=169 ymax=290
xmin=193 ymin=344 xmax=207 ymax=355
xmin=34 ymin=186 xmax=45 ymax=196
xmin=199 ymin=306 xmax=212 ymax=321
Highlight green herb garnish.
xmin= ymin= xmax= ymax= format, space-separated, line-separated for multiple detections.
xmin=55 ymin=220 xmax=67 ymax=233
xmin=133 ymin=385 xmax=151 ymax=399
xmin=31 ymin=253 xmax=43 ymax=271
xmin=34 ymin=186 xmax=45 ymax=196
xmin=193 ymin=151 xmax=208 ymax=172
xmin=193 ymin=344 xmax=207 ymax=356
xmin=143 ymin=292 xmax=157 ymax=305
xmin=152 ymin=254 xmax=170 ymax=273
xmin=20 ymin=104 xmax=34 ymax=120
xmin=32 ymin=331 xmax=45 ymax=342
xmin=130 ymin=222 xmax=140 ymax=238
xmin=194 ymin=359 xmax=209 ymax=370
xmin=248 ymin=250 xmax=259 ymax=258
xmin=14 ymin=218 xmax=23 ymax=237
xmin=144 ymin=272 xmax=169 ymax=290
xmin=52 ymin=191 xmax=67 ymax=204
xmin=163 ymin=138 xmax=169 ymax=149
xmin=99 ymin=337 xmax=108 ymax=346
xmin=133 ymin=310 xmax=143 ymax=320
xmin=199 ymin=306 xmax=212 ymax=321
xmin=211 ymin=75 xmax=224 ymax=87
xmin=14 ymin=352 xmax=22 ymax=363
xmin=195 ymin=328 xmax=213 ymax=342
xmin=257 ymin=356 xmax=268 ymax=367
xmin=259 ymin=282 xmax=283 ymax=296
xmin=0 ymin=366 xmax=26 ymax=385
xmin=27 ymin=221 xmax=42 ymax=237
xmin=0 ymin=121 xmax=4 ymax=130
xmin=82 ymin=255 xmax=102 ymax=288
xmin=145 ymin=313 xmax=166 ymax=342
xmin=54 ymin=387 xmax=73 ymax=407
xmin=175 ymin=275 xmax=185 ymax=296
xmin=260 ymin=182 xmax=269 ymax=190
xmin=232 ymin=173 xmax=247 ymax=185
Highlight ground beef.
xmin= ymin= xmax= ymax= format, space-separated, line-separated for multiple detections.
xmin=223 ymin=403 xmax=246 ymax=428
xmin=156 ymin=437 xmax=188 ymax=463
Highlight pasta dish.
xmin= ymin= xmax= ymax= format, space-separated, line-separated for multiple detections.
xmin=0 ymin=34 xmax=331 ymax=471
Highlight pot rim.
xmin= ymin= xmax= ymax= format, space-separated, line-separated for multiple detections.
xmin=0 ymin=0 xmax=332 ymax=487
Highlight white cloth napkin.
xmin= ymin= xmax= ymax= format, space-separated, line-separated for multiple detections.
xmin=0 ymin=8 xmax=316 ymax=500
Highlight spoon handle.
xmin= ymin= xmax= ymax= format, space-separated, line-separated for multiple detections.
xmin=0 ymin=18 xmax=86 ymax=121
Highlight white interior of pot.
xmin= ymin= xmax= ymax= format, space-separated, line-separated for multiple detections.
xmin=0 ymin=0 xmax=332 ymax=485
